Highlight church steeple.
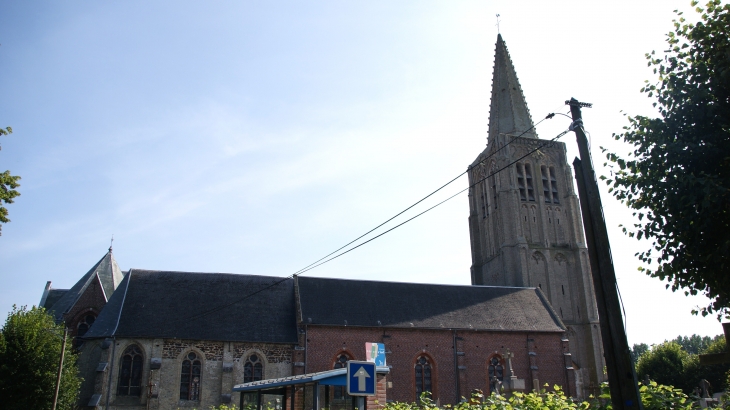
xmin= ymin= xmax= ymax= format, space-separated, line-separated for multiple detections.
xmin=488 ymin=34 xmax=536 ymax=140
xmin=468 ymin=34 xmax=604 ymax=397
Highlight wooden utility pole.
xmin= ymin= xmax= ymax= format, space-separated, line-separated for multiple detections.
xmin=52 ymin=328 xmax=69 ymax=410
xmin=568 ymin=98 xmax=642 ymax=409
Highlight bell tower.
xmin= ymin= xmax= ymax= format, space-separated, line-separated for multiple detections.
xmin=467 ymin=34 xmax=604 ymax=396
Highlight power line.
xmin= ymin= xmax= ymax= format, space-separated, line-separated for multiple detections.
xmin=175 ymin=126 xmax=572 ymax=323
xmin=291 ymin=112 xmax=557 ymax=276
xmin=295 ymin=127 xmax=572 ymax=276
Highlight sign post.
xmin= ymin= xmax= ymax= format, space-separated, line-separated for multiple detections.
xmin=347 ymin=361 xmax=376 ymax=396
xmin=347 ymin=361 xmax=376 ymax=410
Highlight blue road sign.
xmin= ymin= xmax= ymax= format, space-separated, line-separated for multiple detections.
xmin=346 ymin=361 xmax=376 ymax=396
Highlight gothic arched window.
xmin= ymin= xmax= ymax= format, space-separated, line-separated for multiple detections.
xmin=117 ymin=345 xmax=143 ymax=396
xmin=75 ymin=313 xmax=96 ymax=348
xmin=244 ymin=354 xmax=263 ymax=383
xmin=414 ymin=355 xmax=433 ymax=399
xmin=77 ymin=314 xmax=96 ymax=337
xmin=488 ymin=356 xmax=504 ymax=394
xmin=333 ymin=353 xmax=351 ymax=400
xmin=180 ymin=352 xmax=202 ymax=401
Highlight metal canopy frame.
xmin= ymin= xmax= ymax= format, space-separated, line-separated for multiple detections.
xmin=233 ymin=367 xmax=389 ymax=410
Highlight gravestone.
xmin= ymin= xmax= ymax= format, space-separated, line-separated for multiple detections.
xmin=697 ymin=323 xmax=730 ymax=408
xmin=503 ymin=349 xmax=525 ymax=391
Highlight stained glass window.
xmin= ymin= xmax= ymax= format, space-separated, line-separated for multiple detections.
xmin=77 ymin=314 xmax=95 ymax=337
xmin=118 ymin=345 xmax=143 ymax=396
xmin=415 ymin=355 xmax=432 ymax=399
xmin=180 ymin=352 xmax=201 ymax=401
xmin=488 ymin=356 xmax=504 ymax=394
xmin=75 ymin=314 xmax=96 ymax=349
xmin=244 ymin=354 xmax=263 ymax=383
xmin=333 ymin=353 xmax=350 ymax=400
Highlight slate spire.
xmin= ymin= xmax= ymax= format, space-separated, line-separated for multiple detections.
xmin=488 ymin=34 xmax=536 ymax=140
xmin=44 ymin=248 xmax=125 ymax=322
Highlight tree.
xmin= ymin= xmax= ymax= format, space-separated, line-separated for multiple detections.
xmin=635 ymin=342 xmax=696 ymax=393
xmin=601 ymin=0 xmax=730 ymax=319
xmin=634 ymin=338 xmax=730 ymax=395
xmin=671 ymin=334 xmax=719 ymax=355
xmin=0 ymin=126 xmax=21 ymax=236
xmin=696 ymin=336 xmax=729 ymax=393
xmin=631 ymin=343 xmax=650 ymax=363
xmin=0 ymin=306 xmax=81 ymax=410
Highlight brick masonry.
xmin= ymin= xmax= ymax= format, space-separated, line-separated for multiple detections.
xmin=304 ymin=325 xmax=573 ymax=405
xmin=77 ymin=326 xmax=573 ymax=409
xmin=63 ymin=275 xmax=108 ymax=342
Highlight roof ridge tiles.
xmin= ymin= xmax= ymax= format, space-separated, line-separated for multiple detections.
xmin=298 ymin=275 xmax=532 ymax=290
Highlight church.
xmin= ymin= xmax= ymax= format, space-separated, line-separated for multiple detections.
xmin=39 ymin=35 xmax=604 ymax=409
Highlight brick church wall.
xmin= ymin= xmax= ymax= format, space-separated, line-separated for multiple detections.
xmin=64 ymin=275 xmax=108 ymax=341
xmin=304 ymin=325 xmax=572 ymax=405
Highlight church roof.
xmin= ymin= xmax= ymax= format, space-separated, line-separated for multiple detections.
xmin=46 ymin=249 xmax=124 ymax=322
xmin=41 ymin=289 xmax=68 ymax=310
xmin=83 ymin=270 xmax=298 ymax=344
xmin=487 ymin=34 xmax=536 ymax=141
xmin=296 ymin=276 xmax=565 ymax=332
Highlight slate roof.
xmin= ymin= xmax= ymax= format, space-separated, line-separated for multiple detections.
xmin=297 ymin=276 xmax=565 ymax=332
xmin=47 ymin=250 xmax=125 ymax=322
xmin=42 ymin=289 xmax=68 ymax=310
xmin=83 ymin=270 xmax=298 ymax=343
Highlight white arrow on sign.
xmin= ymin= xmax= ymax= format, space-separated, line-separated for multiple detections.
xmin=353 ymin=366 xmax=371 ymax=391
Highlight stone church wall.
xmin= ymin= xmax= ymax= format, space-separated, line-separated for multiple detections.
xmin=78 ymin=338 xmax=295 ymax=409
xmin=468 ymin=136 xmax=605 ymax=396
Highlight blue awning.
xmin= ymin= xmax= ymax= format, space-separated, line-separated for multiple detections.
xmin=233 ymin=367 xmax=390 ymax=392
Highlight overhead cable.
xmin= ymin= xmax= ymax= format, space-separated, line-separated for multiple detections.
xmin=177 ymin=125 xmax=572 ymax=322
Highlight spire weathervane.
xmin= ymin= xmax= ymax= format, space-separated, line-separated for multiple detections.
xmin=109 ymin=234 xmax=114 ymax=252
xmin=495 ymin=14 xmax=501 ymax=34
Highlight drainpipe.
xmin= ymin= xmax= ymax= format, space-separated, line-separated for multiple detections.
xmin=304 ymin=325 xmax=308 ymax=374
xmin=453 ymin=330 xmax=460 ymax=401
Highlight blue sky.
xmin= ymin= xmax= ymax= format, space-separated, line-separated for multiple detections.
xmin=1 ymin=0 xmax=722 ymax=345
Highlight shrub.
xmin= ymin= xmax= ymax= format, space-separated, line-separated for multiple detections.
xmin=380 ymin=381 xmax=701 ymax=410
